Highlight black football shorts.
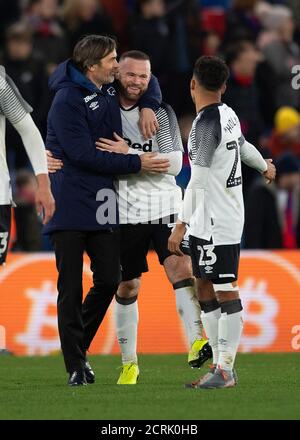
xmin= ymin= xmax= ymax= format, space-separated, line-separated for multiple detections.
xmin=189 ymin=235 xmax=240 ymax=283
xmin=0 ymin=205 xmax=11 ymax=265
xmin=120 ymin=214 xmax=189 ymax=281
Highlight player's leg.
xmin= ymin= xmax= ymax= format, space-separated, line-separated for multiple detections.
xmin=82 ymin=229 xmax=121 ymax=383
xmin=51 ymin=230 xmax=87 ymax=385
xmin=114 ymin=223 xmax=151 ymax=384
xmin=164 ymin=255 xmax=202 ymax=344
xmin=115 ymin=278 xmax=140 ymax=384
xmin=184 ymin=235 xmax=223 ymax=388
xmin=198 ymin=243 xmax=242 ymax=389
xmin=214 ymin=283 xmax=243 ymax=377
xmin=196 ymin=277 xmax=220 ymax=368
xmin=163 ymin=254 xmax=212 ymax=368
xmin=185 ymin=276 xmax=220 ymax=388
xmin=151 ymin=220 xmax=212 ymax=368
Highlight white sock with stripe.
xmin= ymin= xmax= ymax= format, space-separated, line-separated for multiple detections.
xmin=218 ymin=299 xmax=243 ymax=371
xmin=114 ymin=295 xmax=139 ymax=365
xmin=173 ymin=279 xmax=203 ymax=346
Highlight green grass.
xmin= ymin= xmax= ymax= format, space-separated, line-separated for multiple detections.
xmin=0 ymin=353 xmax=299 ymax=420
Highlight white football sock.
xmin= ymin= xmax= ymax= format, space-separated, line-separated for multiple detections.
xmin=218 ymin=311 xmax=243 ymax=371
xmin=114 ymin=298 xmax=139 ymax=365
xmin=201 ymin=307 xmax=221 ymax=365
xmin=174 ymin=285 xmax=203 ymax=346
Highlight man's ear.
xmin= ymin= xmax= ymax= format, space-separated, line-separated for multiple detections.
xmin=190 ymin=77 xmax=196 ymax=100
xmin=221 ymin=83 xmax=227 ymax=95
xmin=190 ymin=78 xmax=196 ymax=92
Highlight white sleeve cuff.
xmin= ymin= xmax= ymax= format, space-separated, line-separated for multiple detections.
xmin=128 ymin=149 xmax=183 ymax=176
xmin=153 ymin=151 xmax=182 ymax=176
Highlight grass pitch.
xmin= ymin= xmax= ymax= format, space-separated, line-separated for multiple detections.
xmin=0 ymin=353 xmax=299 ymax=420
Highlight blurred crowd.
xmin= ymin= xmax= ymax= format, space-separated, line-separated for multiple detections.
xmin=1 ymin=0 xmax=300 ymax=250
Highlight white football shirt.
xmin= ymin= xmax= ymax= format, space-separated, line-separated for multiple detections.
xmin=117 ymin=103 xmax=184 ymax=223
xmin=185 ymin=102 xmax=246 ymax=245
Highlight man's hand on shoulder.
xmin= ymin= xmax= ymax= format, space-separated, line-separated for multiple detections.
xmin=96 ymin=132 xmax=129 ymax=154
xmin=139 ymin=108 xmax=159 ymax=140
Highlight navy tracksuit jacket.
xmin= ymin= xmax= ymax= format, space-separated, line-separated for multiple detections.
xmin=44 ymin=60 xmax=160 ymax=233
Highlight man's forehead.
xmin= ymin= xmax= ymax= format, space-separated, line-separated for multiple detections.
xmin=119 ymin=58 xmax=151 ymax=73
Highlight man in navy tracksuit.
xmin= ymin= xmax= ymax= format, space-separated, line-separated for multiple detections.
xmin=44 ymin=35 xmax=169 ymax=385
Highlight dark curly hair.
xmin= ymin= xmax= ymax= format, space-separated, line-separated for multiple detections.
xmin=193 ymin=56 xmax=229 ymax=92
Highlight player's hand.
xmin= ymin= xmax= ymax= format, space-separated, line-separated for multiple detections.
xmin=140 ymin=153 xmax=169 ymax=173
xmin=139 ymin=108 xmax=159 ymax=140
xmin=96 ymin=132 xmax=129 ymax=154
xmin=168 ymin=223 xmax=186 ymax=256
xmin=263 ymin=158 xmax=276 ymax=184
xmin=35 ymin=175 xmax=55 ymax=224
xmin=46 ymin=150 xmax=63 ymax=173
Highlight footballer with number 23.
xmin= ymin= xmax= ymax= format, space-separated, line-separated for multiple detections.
xmin=168 ymin=56 xmax=276 ymax=389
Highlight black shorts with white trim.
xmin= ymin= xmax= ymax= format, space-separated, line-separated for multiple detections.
xmin=189 ymin=235 xmax=240 ymax=283
xmin=120 ymin=214 xmax=189 ymax=281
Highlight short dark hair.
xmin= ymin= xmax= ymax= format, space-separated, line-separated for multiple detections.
xmin=72 ymin=35 xmax=117 ymax=73
xmin=193 ymin=56 xmax=229 ymax=92
xmin=119 ymin=50 xmax=150 ymax=62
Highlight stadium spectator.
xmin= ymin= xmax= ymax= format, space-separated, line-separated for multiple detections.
xmin=130 ymin=0 xmax=171 ymax=78
xmin=60 ymin=0 xmax=116 ymax=53
xmin=224 ymin=0 xmax=263 ymax=45
xmin=201 ymin=30 xmax=222 ymax=57
xmin=223 ymin=40 xmax=273 ymax=195
xmin=286 ymin=0 xmax=300 ymax=44
xmin=262 ymin=5 xmax=300 ymax=109
xmin=98 ymin=0 xmax=129 ymax=51
xmin=224 ymin=40 xmax=265 ymax=144
xmin=267 ymin=106 xmax=300 ymax=160
xmin=244 ymin=152 xmax=300 ymax=249
xmin=129 ymin=0 xmax=194 ymax=115
xmin=0 ymin=0 xmax=22 ymax=46
xmin=0 ymin=22 xmax=50 ymax=170
xmin=24 ymin=0 xmax=69 ymax=76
